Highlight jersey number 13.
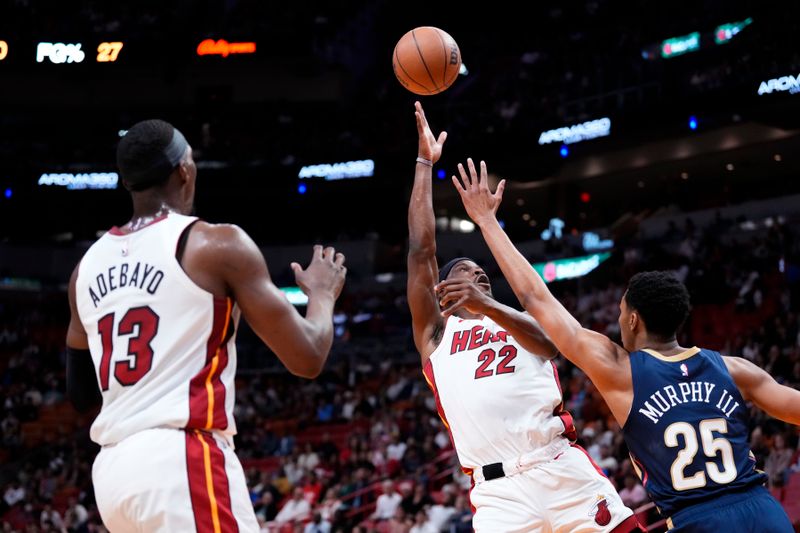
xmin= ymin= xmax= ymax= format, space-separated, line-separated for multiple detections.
xmin=97 ymin=306 xmax=160 ymax=391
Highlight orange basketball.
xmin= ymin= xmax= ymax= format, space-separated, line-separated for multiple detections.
xmin=392 ymin=26 xmax=461 ymax=95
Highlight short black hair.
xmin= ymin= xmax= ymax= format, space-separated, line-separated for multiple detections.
xmin=116 ymin=119 xmax=176 ymax=191
xmin=624 ymin=271 xmax=691 ymax=340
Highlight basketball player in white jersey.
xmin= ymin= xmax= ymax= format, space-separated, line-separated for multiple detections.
xmin=407 ymin=102 xmax=642 ymax=533
xmin=65 ymin=119 xmax=346 ymax=532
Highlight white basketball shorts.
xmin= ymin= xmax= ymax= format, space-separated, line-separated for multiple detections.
xmin=470 ymin=444 xmax=636 ymax=532
xmin=92 ymin=427 xmax=259 ymax=532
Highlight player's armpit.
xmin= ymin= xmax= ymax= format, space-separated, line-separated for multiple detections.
xmin=569 ymin=328 xmax=631 ymax=386
xmin=725 ymin=356 xmax=800 ymax=425
xmin=567 ymin=329 xmax=636 ymax=425
xmin=407 ymin=249 xmax=443 ymax=362
xmin=523 ymin=292 xmax=627 ymax=383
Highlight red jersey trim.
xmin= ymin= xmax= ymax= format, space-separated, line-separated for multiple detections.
xmin=185 ymin=430 xmax=239 ymax=533
xmin=188 ymin=297 xmax=232 ymax=430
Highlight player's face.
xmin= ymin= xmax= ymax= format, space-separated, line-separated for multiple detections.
xmin=447 ymin=260 xmax=492 ymax=296
xmin=618 ymin=295 xmax=632 ymax=351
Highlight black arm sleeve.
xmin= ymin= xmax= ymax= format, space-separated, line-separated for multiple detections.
xmin=66 ymin=347 xmax=102 ymax=413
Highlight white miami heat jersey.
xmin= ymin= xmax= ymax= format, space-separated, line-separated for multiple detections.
xmin=76 ymin=213 xmax=239 ymax=446
xmin=423 ymin=315 xmax=574 ymax=471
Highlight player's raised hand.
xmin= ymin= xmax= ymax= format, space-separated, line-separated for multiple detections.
xmin=435 ymin=279 xmax=494 ymax=318
xmin=415 ymin=101 xmax=447 ymax=164
xmin=452 ymin=158 xmax=505 ymax=227
xmin=291 ymin=245 xmax=346 ymax=299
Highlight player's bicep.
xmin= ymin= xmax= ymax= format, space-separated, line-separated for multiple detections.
xmin=215 ymin=229 xmax=301 ymax=333
xmin=507 ymin=310 xmax=557 ymax=358
xmin=726 ymin=357 xmax=800 ymax=423
xmin=219 ymin=232 xmax=341 ymax=377
xmin=525 ymin=291 xmax=585 ymax=354
xmin=407 ymin=252 xmax=442 ymax=357
xmin=531 ymin=293 xmax=625 ymax=385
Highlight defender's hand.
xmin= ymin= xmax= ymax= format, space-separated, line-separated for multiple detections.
xmin=291 ymin=245 xmax=346 ymax=299
xmin=452 ymin=158 xmax=506 ymax=227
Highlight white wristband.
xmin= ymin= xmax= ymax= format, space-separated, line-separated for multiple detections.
xmin=416 ymin=157 xmax=433 ymax=167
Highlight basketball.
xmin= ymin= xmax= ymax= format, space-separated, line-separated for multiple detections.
xmin=392 ymin=26 xmax=461 ymax=95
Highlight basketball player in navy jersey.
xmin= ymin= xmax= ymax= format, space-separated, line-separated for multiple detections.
xmin=443 ymin=158 xmax=799 ymax=532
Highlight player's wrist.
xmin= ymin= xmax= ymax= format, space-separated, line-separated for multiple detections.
xmin=479 ymin=298 xmax=499 ymax=317
xmin=416 ymin=156 xmax=433 ymax=167
xmin=472 ymin=214 xmax=497 ymax=228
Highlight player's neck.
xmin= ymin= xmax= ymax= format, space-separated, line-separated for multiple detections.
xmin=128 ymin=196 xmax=182 ymax=231
xmin=637 ymin=337 xmax=686 ymax=356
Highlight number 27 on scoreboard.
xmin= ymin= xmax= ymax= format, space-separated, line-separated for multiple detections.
xmin=97 ymin=42 xmax=123 ymax=63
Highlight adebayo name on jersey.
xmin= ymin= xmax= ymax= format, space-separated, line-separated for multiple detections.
xmin=87 ymin=262 xmax=165 ymax=307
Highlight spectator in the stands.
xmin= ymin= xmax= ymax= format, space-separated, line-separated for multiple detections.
xmin=765 ymin=433 xmax=794 ymax=489
xmin=618 ymin=475 xmax=648 ymax=509
xmin=371 ymin=480 xmax=402 ymax=522
xmin=275 ymin=487 xmax=311 ymax=525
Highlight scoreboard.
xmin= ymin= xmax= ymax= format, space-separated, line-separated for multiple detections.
xmin=0 ymin=38 xmax=256 ymax=64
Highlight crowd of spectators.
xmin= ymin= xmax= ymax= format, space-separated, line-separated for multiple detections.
xmin=1 ymin=204 xmax=799 ymax=531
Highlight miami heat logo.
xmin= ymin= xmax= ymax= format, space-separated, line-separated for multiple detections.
xmin=588 ymin=496 xmax=611 ymax=526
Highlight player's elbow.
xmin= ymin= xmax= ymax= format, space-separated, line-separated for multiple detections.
xmin=296 ymin=367 xmax=323 ymax=379
xmin=408 ymin=242 xmax=436 ymax=259
xmin=285 ymin=343 xmax=329 ymax=379
xmin=542 ymin=339 xmax=559 ymax=359
xmin=519 ymin=292 xmax=544 ymax=315
xmin=287 ymin=357 xmax=324 ymax=379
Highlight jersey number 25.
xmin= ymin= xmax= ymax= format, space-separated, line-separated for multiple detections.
xmin=664 ymin=418 xmax=738 ymax=491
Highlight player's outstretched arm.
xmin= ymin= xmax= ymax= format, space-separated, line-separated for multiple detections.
xmin=450 ymin=159 xmax=628 ymax=391
xmin=436 ymin=278 xmax=557 ymax=358
xmin=191 ymin=223 xmax=345 ymax=379
xmin=725 ymin=356 xmax=800 ymax=425
xmin=407 ymin=101 xmax=448 ymax=362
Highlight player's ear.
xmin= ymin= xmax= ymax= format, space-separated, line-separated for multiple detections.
xmin=176 ymin=159 xmax=193 ymax=186
xmin=629 ymin=311 xmax=639 ymax=332
xmin=176 ymin=147 xmax=195 ymax=185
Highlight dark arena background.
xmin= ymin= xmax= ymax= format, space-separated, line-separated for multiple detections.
xmin=1 ymin=1 xmax=800 ymax=531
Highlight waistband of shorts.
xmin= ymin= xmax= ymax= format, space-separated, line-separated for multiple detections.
xmin=101 ymin=426 xmax=234 ymax=449
xmin=666 ymin=483 xmax=766 ymax=526
xmin=471 ymin=437 xmax=570 ymax=483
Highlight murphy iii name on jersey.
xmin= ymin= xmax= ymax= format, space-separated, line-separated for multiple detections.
xmin=638 ymin=381 xmax=741 ymax=424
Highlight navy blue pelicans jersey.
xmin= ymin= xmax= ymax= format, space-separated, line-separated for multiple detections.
xmin=622 ymin=347 xmax=766 ymax=516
